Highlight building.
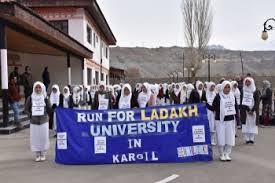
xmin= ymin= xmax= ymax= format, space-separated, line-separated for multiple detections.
xmin=0 ymin=0 xmax=116 ymax=131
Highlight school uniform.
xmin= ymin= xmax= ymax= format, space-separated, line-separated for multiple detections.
xmin=205 ymin=82 xmax=216 ymax=145
xmin=24 ymin=82 xmax=52 ymax=162
xmin=208 ymin=81 xmax=237 ymax=161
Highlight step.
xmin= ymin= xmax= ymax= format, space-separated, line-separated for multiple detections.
xmin=0 ymin=114 xmax=29 ymax=125
xmin=0 ymin=108 xmax=25 ymax=119
xmin=0 ymin=120 xmax=30 ymax=135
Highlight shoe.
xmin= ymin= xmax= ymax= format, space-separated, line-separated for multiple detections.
xmin=245 ymin=141 xmax=250 ymax=144
xmin=250 ymin=141 xmax=254 ymax=144
xmin=35 ymin=155 xmax=41 ymax=162
xmin=40 ymin=154 xmax=46 ymax=161
xmin=225 ymin=154 xmax=232 ymax=161
xmin=211 ymin=142 xmax=216 ymax=146
xmin=220 ymin=154 xmax=226 ymax=162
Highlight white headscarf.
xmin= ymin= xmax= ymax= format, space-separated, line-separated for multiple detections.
xmin=215 ymin=83 xmax=222 ymax=93
xmin=138 ymin=82 xmax=152 ymax=108
xmin=219 ymin=81 xmax=236 ymax=122
xmin=196 ymin=81 xmax=203 ymax=98
xmin=119 ymin=84 xmax=132 ymax=109
xmin=63 ymin=86 xmax=70 ymax=98
xmin=31 ymin=81 xmax=47 ymax=107
xmin=206 ymin=82 xmax=216 ymax=105
xmin=174 ymin=83 xmax=182 ymax=97
xmin=180 ymin=84 xmax=187 ymax=103
xmin=72 ymin=86 xmax=81 ymax=105
xmin=231 ymin=81 xmax=241 ymax=105
xmin=186 ymin=83 xmax=194 ymax=100
xmin=90 ymin=85 xmax=96 ymax=99
xmin=243 ymin=77 xmax=256 ymax=93
xmin=50 ymin=84 xmax=60 ymax=106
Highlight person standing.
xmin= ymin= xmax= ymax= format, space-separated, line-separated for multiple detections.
xmin=189 ymin=81 xmax=207 ymax=103
xmin=24 ymin=82 xmax=51 ymax=162
xmin=21 ymin=66 xmax=33 ymax=102
xmin=49 ymin=84 xmax=60 ymax=130
xmin=261 ymin=80 xmax=272 ymax=126
xmin=92 ymin=82 xmax=113 ymax=110
xmin=59 ymin=86 xmax=73 ymax=109
xmin=171 ymin=83 xmax=182 ymax=104
xmin=208 ymin=81 xmax=237 ymax=161
xmin=117 ymin=84 xmax=133 ymax=109
xmin=8 ymin=76 xmax=21 ymax=128
xmin=205 ymin=82 xmax=217 ymax=145
xmin=42 ymin=67 xmax=50 ymax=92
xmin=137 ymin=83 xmax=151 ymax=108
xmin=241 ymin=77 xmax=259 ymax=144
xmin=9 ymin=67 xmax=20 ymax=83
xmin=232 ymin=81 xmax=241 ymax=129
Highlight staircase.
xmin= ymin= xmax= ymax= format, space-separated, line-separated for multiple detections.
xmin=0 ymin=99 xmax=30 ymax=134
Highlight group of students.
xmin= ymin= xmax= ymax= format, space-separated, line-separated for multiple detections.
xmin=24 ymin=76 xmax=261 ymax=162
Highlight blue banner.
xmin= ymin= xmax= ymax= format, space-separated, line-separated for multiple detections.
xmin=55 ymin=104 xmax=213 ymax=165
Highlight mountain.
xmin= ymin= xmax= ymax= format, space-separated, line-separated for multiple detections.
xmin=110 ymin=46 xmax=275 ymax=78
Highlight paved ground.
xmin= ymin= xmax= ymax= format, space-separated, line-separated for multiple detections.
xmin=0 ymin=127 xmax=275 ymax=183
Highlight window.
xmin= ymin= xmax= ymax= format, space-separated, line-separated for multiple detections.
xmin=106 ymin=75 xmax=109 ymax=85
xmin=95 ymin=71 xmax=99 ymax=85
xmin=50 ymin=20 xmax=68 ymax=34
xmin=96 ymin=35 xmax=99 ymax=43
xmin=86 ymin=25 xmax=92 ymax=44
xmin=93 ymin=32 xmax=96 ymax=47
xmin=87 ymin=68 xmax=92 ymax=85
xmin=105 ymin=47 xmax=109 ymax=58
xmin=101 ymin=73 xmax=104 ymax=81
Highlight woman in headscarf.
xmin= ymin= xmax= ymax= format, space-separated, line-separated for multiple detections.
xmin=186 ymin=83 xmax=194 ymax=103
xmin=148 ymin=84 xmax=159 ymax=107
xmin=157 ymin=83 xmax=165 ymax=106
xmin=92 ymin=82 xmax=113 ymax=110
xmin=113 ymin=84 xmax=122 ymax=98
xmin=205 ymin=82 xmax=217 ymax=145
xmin=59 ymin=86 xmax=73 ymax=109
xmin=208 ymin=81 xmax=237 ymax=161
xmin=241 ymin=77 xmax=259 ymax=144
xmin=49 ymin=84 xmax=60 ymax=130
xmin=24 ymin=82 xmax=51 ymax=162
xmin=117 ymin=84 xmax=133 ymax=109
xmin=180 ymin=83 xmax=188 ymax=104
xmin=90 ymin=85 xmax=97 ymax=107
xmin=231 ymin=81 xmax=241 ymax=128
xmin=132 ymin=83 xmax=141 ymax=108
xmin=189 ymin=81 xmax=207 ymax=103
xmin=261 ymin=80 xmax=272 ymax=126
xmin=171 ymin=83 xmax=182 ymax=104
xmin=72 ymin=86 xmax=81 ymax=109
xmin=163 ymin=83 xmax=169 ymax=105
xmin=137 ymin=83 xmax=151 ymax=108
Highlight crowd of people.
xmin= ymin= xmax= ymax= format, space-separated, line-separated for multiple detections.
xmin=7 ymin=66 xmax=274 ymax=162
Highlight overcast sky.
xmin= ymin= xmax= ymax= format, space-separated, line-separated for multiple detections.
xmin=98 ymin=0 xmax=275 ymax=51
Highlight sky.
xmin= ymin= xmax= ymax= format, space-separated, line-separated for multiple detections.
xmin=98 ymin=0 xmax=275 ymax=51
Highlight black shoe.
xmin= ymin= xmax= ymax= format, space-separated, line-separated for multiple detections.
xmin=245 ymin=141 xmax=250 ymax=144
xmin=250 ymin=141 xmax=254 ymax=144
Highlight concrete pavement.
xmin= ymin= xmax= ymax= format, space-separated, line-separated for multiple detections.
xmin=0 ymin=127 xmax=275 ymax=183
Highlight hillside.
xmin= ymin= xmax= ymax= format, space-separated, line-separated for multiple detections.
xmin=110 ymin=46 xmax=275 ymax=78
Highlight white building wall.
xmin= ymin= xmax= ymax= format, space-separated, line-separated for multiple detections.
xmin=7 ymin=51 xmax=83 ymax=92
xmin=68 ymin=19 xmax=85 ymax=45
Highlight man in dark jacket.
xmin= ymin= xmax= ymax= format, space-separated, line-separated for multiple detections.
xmin=21 ymin=66 xmax=33 ymax=103
xmin=42 ymin=67 xmax=50 ymax=91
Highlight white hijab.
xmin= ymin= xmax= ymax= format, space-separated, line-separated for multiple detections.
xmin=31 ymin=81 xmax=47 ymax=107
xmin=72 ymin=86 xmax=81 ymax=105
xmin=243 ymin=77 xmax=256 ymax=93
xmin=119 ymin=84 xmax=132 ymax=109
xmin=196 ymin=81 xmax=203 ymax=98
xmin=219 ymin=81 xmax=236 ymax=122
xmin=138 ymin=82 xmax=151 ymax=108
xmin=174 ymin=83 xmax=182 ymax=97
xmin=50 ymin=84 xmax=60 ymax=106
xmin=180 ymin=84 xmax=187 ymax=103
xmin=63 ymin=86 xmax=70 ymax=98
xmin=206 ymin=82 xmax=216 ymax=105
xmin=231 ymin=81 xmax=241 ymax=105
xmin=186 ymin=83 xmax=194 ymax=99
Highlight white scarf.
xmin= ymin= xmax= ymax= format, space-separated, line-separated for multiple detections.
xmin=173 ymin=84 xmax=182 ymax=97
xmin=119 ymin=84 xmax=132 ymax=109
xmin=196 ymin=81 xmax=203 ymax=98
xmin=219 ymin=81 xmax=236 ymax=123
xmin=186 ymin=84 xmax=194 ymax=99
xmin=50 ymin=84 xmax=60 ymax=106
xmin=138 ymin=83 xmax=151 ymax=108
xmin=206 ymin=82 xmax=216 ymax=106
xmin=72 ymin=86 xmax=81 ymax=105
xmin=63 ymin=86 xmax=71 ymax=108
xmin=243 ymin=77 xmax=256 ymax=109
xmin=31 ymin=81 xmax=47 ymax=107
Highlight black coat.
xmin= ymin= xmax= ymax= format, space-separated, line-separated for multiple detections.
xmin=189 ymin=89 xmax=207 ymax=103
xmin=59 ymin=94 xmax=74 ymax=108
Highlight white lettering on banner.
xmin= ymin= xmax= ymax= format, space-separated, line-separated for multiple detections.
xmin=94 ymin=136 xmax=107 ymax=154
xmin=112 ymin=151 xmax=159 ymax=163
xmin=77 ymin=113 xmax=103 ymax=122
xmin=90 ymin=121 xmax=180 ymax=137
xmin=192 ymin=125 xmax=206 ymax=143
xmin=108 ymin=111 xmax=135 ymax=122
xmin=128 ymin=139 xmax=142 ymax=149
xmin=242 ymin=92 xmax=253 ymax=107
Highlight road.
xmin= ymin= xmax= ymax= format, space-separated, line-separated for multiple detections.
xmin=0 ymin=127 xmax=275 ymax=183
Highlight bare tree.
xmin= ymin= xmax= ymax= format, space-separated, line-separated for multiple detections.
xmin=181 ymin=0 xmax=213 ymax=79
